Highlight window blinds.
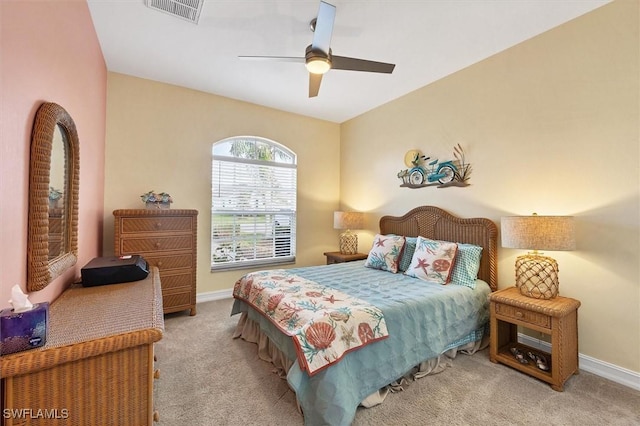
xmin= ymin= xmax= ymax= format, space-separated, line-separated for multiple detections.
xmin=212 ymin=156 xmax=296 ymax=269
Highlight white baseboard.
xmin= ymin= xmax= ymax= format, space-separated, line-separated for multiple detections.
xmin=194 ymin=291 xmax=640 ymax=392
xmin=196 ymin=288 xmax=233 ymax=303
xmin=518 ymin=333 xmax=640 ymax=391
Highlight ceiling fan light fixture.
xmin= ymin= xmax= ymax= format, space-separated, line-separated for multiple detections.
xmin=305 ymin=45 xmax=332 ymax=74
xmin=238 ymin=2 xmax=395 ymax=97
xmin=306 ymin=57 xmax=331 ymax=74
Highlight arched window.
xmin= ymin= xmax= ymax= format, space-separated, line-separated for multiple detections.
xmin=211 ymin=137 xmax=297 ymax=270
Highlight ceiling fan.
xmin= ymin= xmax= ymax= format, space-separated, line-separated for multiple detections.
xmin=239 ymin=1 xmax=396 ymax=98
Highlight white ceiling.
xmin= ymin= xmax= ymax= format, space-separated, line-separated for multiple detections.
xmin=87 ymin=0 xmax=609 ymax=123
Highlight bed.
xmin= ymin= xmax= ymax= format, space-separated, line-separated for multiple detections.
xmin=231 ymin=206 xmax=498 ymax=425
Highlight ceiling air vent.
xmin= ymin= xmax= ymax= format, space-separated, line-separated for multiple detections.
xmin=145 ymin=0 xmax=204 ymax=24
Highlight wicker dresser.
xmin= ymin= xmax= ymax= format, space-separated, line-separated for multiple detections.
xmin=114 ymin=209 xmax=198 ymax=316
xmin=0 ymin=268 xmax=164 ymax=425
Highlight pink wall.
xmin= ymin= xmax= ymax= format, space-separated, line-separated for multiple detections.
xmin=0 ymin=1 xmax=107 ymax=308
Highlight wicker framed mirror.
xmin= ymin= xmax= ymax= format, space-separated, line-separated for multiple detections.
xmin=27 ymin=102 xmax=80 ymax=292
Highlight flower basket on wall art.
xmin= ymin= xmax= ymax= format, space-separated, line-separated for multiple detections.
xmin=141 ymin=190 xmax=173 ymax=209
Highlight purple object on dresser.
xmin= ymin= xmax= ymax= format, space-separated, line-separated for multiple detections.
xmin=0 ymin=302 xmax=49 ymax=355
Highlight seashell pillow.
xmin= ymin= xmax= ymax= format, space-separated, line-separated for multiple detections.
xmin=364 ymin=234 xmax=406 ymax=273
xmin=405 ymin=236 xmax=458 ymax=284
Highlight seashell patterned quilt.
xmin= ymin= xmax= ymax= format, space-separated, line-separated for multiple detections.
xmin=233 ymin=270 xmax=389 ymax=375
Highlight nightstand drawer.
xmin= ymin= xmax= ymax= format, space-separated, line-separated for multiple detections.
xmin=495 ymin=303 xmax=550 ymax=329
xmin=121 ymin=235 xmax=193 ymax=254
xmin=120 ymin=217 xmax=194 ymax=234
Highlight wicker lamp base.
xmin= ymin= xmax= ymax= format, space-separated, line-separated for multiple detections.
xmin=514 ymin=254 xmax=560 ymax=299
xmin=339 ymin=231 xmax=358 ymax=255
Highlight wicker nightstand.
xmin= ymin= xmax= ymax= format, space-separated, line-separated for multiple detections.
xmin=323 ymin=251 xmax=368 ymax=265
xmin=489 ymin=287 xmax=581 ymax=391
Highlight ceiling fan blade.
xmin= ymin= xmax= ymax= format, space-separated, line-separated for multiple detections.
xmin=238 ymin=55 xmax=304 ymax=63
xmin=332 ymin=55 xmax=396 ymax=73
xmin=309 ymin=73 xmax=323 ymax=98
xmin=311 ymin=1 xmax=336 ymax=54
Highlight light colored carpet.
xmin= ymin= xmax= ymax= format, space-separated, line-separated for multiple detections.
xmin=154 ymin=299 xmax=640 ymax=425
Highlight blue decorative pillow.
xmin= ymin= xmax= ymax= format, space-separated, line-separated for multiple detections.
xmin=364 ymin=234 xmax=405 ymax=273
xmin=449 ymin=243 xmax=483 ymax=289
xmin=398 ymin=236 xmax=417 ymax=272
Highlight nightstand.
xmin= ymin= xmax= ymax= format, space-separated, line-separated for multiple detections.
xmin=323 ymin=251 xmax=368 ymax=265
xmin=490 ymin=287 xmax=581 ymax=391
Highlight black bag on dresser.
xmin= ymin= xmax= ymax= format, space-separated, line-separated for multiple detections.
xmin=81 ymin=255 xmax=149 ymax=287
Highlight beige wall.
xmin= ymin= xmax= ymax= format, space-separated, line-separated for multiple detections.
xmin=341 ymin=1 xmax=639 ymax=373
xmin=0 ymin=0 xmax=106 ymax=308
xmin=103 ymin=73 xmax=341 ymax=294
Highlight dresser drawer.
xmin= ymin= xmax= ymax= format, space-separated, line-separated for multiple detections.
xmin=495 ymin=303 xmax=551 ymax=329
xmin=145 ymin=254 xmax=193 ymax=271
xmin=121 ymin=235 xmax=193 ymax=254
xmin=49 ymin=217 xmax=63 ymax=233
xmin=159 ymin=272 xmax=192 ymax=290
xmin=119 ymin=216 xmax=194 ymax=234
xmin=162 ymin=291 xmax=192 ymax=312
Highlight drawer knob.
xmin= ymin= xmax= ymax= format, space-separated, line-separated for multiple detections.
xmin=155 ymin=222 xmax=162 ymax=229
xmin=157 ymin=261 xmax=163 ymax=267
xmin=515 ymin=311 xmax=524 ymax=318
xmin=155 ymin=242 xmax=161 ymax=248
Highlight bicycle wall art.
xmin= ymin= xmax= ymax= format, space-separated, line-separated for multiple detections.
xmin=397 ymin=144 xmax=471 ymax=189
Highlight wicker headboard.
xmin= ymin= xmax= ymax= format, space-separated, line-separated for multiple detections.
xmin=379 ymin=206 xmax=498 ymax=291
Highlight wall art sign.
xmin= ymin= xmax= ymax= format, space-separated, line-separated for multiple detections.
xmin=397 ymin=144 xmax=471 ymax=189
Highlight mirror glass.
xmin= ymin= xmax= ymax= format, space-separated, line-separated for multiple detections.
xmin=48 ymin=124 xmax=67 ymax=259
xmin=27 ymin=103 xmax=79 ymax=292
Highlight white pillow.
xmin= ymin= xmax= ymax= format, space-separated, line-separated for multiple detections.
xmin=364 ymin=234 xmax=406 ymax=273
xmin=404 ymin=236 xmax=458 ymax=284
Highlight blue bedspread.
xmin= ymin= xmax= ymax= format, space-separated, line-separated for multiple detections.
xmin=231 ymin=260 xmax=491 ymax=426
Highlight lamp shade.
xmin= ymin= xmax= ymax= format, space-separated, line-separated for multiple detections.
xmin=333 ymin=211 xmax=364 ymax=230
xmin=501 ymin=215 xmax=576 ymax=252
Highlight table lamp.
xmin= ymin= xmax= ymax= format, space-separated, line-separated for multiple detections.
xmin=333 ymin=211 xmax=364 ymax=255
xmin=501 ymin=213 xmax=575 ymax=299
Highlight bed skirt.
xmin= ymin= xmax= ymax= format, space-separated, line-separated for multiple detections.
xmin=233 ymin=312 xmax=488 ymax=410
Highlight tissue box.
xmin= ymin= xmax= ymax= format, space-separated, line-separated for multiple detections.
xmin=0 ymin=302 xmax=49 ymax=355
